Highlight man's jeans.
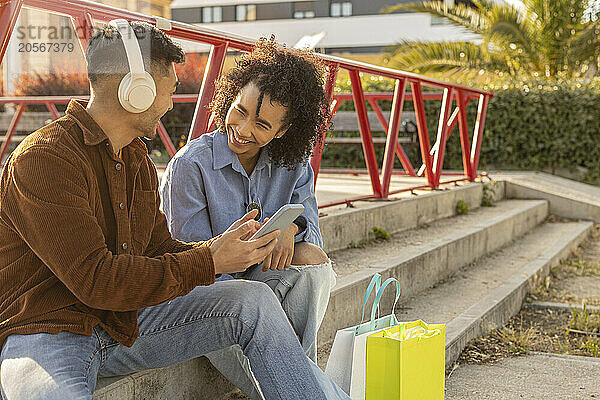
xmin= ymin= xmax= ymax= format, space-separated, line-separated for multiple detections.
xmin=0 ymin=280 xmax=348 ymax=400
xmin=206 ymin=261 xmax=336 ymax=399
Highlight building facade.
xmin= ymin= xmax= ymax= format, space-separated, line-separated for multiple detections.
xmin=169 ymin=0 xmax=478 ymax=60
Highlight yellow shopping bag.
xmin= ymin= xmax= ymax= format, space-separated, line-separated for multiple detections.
xmin=365 ymin=320 xmax=445 ymax=400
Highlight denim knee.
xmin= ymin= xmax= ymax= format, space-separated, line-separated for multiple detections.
xmin=290 ymin=261 xmax=337 ymax=292
xmin=238 ymin=280 xmax=277 ymax=302
xmin=1 ymin=356 xmax=92 ymax=400
xmin=232 ymin=280 xmax=282 ymax=317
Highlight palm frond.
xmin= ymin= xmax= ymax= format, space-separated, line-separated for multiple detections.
xmin=387 ymin=40 xmax=516 ymax=76
xmin=486 ymin=5 xmax=541 ymax=69
xmin=384 ymin=0 xmax=593 ymax=79
xmin=522 ymin=0 xmax=588 ymax=75
xmin=570 ymin=19 xmax=600 ymax=63
xmin=383 ymin=1 xmax=488 ymax=34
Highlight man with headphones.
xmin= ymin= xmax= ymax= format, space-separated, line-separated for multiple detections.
xmin=0 ymin=20 xmax=349 ymax=400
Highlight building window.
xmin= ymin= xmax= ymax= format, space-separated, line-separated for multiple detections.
xmin=203 ymin=6 xmax=222 ymax=23
xmin=294 ymin=11 xmax=315 ymax=18
xmin=171 ymin=7 xmax=202 ymax=23
xmin=331 ymin=1 xmax=352 ymax=17
xmin=294 ymin=2 xmax=315 ymax=19
xmin=236 ymin=4 xmax=256 ymax=21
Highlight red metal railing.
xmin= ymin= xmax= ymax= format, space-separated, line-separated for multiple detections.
xmin=0 ymin=0 xmax=493 ymax=207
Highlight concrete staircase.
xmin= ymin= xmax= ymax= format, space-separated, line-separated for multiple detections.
xmin=94 ymin=174 xmax=598 ymax=400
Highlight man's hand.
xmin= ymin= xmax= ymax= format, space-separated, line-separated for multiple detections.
xmin=262 ymin=223 xmax=298 ymax=271
xmin=210 ymin=210 xmax=280 ymax=274
xmin=223 ymin=209 xmax=261 ymax=240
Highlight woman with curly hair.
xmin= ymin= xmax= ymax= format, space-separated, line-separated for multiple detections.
xmin=160 ymin=37 xmax=338 ymax=398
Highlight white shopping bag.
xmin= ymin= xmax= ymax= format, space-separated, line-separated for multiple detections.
xmin=325 ymin=274 xmax=401 ymax=400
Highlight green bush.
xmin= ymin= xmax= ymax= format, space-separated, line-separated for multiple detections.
xmin=442 ymin=82 xmax=600 ymax=184
xmin=322 ymin=78 xmax=600 ymax=184
xmin=456 ymin=200 xmax=469 ymax=215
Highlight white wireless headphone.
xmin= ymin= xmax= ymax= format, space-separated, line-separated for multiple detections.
xmin=108 ymin=19 xmax=156 ymax=113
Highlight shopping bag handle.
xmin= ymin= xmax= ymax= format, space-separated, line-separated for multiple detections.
xmin=357 ymin=274 xmax=382 ymax=333
xmin=369 ymin=277 xmax=402 ymax=332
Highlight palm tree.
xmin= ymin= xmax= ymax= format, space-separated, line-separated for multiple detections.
xmin=384 ymin=0 xmax=600 ymax=79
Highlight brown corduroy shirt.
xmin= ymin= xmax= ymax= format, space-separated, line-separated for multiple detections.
xmin=0 ymin=100 xmax=216 ymax=350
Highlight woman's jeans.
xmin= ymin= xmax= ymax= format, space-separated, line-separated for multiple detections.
xmin=206 ymin=261 xmax=337 ymax=399
xmin=0 ymin=279 xmax=348 ymax=400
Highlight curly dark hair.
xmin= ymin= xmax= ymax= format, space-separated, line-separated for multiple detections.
xmin=86 ymin=21 xmax=185 ymax=85
xmin=210 ymin=37 xmax=331 ymax=169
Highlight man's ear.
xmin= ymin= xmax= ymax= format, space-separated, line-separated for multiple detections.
xmin=276 ymin=124 xmax=291 ymax=139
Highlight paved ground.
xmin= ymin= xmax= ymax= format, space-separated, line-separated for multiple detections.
xmin=446 ymin=353 xmax=600 ymax=399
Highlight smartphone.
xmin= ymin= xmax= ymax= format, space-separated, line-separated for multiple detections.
xmin=249 ymin=204 xmax=305 ymax=240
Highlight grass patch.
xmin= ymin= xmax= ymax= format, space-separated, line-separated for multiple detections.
xmin=527 ymin=256 xmax=600 ymax=306
xmin=481 ymin=180 xmax=497 ymax=207
xmin=497 ymin=326 xmax=538 ymax=355
xmin=347 ymin=226 xmax=391 ymax=248
xmin=455 ymin=307 xmax=600 ymax=369
xmin=569 ymin=304 xmax=600 ymax=334
xmin=455 ymin=200 xmax=469 ymax=215
xmin=372 ymin=226 xmax=390 ymax=241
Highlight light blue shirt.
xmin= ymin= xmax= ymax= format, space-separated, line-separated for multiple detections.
xmin=159 ymin=130 xmax=323 ymax=247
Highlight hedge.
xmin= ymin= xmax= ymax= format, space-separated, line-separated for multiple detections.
xmin=321 ymin=79 xmax=600 ymax=184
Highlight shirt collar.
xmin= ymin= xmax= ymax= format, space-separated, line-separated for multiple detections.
xmin=212 ymin=129 xmax=272 ymax=177
xmin=65 ymin=99 xmax=148 ymax=162
xmin=66 ymin=99 xmax=106 ymax=146
xmin=212 ymin=129 xmax=235 ymax=170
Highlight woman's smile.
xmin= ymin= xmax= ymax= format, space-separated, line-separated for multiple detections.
xmin=228 ymin=126 xmax=255 ymax=146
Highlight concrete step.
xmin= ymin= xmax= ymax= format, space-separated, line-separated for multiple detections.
xmin=390 ymin=220 xmax=592 ymax=367
xmin=495 ymin=171 xmax=600 ymax=222
xmin=319 ymin=199 xmax=548 ymax=345
xmin=319 ymin=181 xmax=499 ymax=252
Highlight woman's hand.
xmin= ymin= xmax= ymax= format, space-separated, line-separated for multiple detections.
xmin=262 ymin=223 xmax=298 ymax=271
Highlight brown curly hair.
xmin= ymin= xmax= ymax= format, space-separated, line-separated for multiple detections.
xmin=210 ymin=37 xmax=331 ymax=169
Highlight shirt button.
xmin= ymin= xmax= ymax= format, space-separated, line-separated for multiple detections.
xmin=118 ymin=202 xmax=125 ymax=209
xmin=115 ymin=163 xmax=122 ymax=171
xmin=121 ymin=243 xmax=128 ymax=250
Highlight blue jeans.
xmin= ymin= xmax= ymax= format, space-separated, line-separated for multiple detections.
xmin=0 ymin=280 xmax=348 ymax=400
xmin=207 ymin=261 xmax=336 ymax=399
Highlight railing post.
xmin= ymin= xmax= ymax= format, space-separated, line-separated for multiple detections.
xmin=0 ymin=0 xmax=24 ymax=63
xmin=157 ymin=121 xmax=177 ymax=157
xmin=432 ymin=88 xmax=455 ymax=186
xmin=369 ymin=96 xmax=416 ymax=178
xmin=382 ymin=78 xmax=408 ymax=195
xmin=367 ymin=98 xmax=389 ymax=132
xmin=188 ymin=42 xmax=228 ymax=142
xmin=310 ymin=64 xmax=338 ymax=184
xmin=349 ymin=69 xmax=383 ymax=198
xmin=411 ymin=81 xmax=434 ymax=186
xmin=45 ymin=102 xmax=60 ymax=120
xmin=470 ymin=94 xmax=489 ymax=179
xmin=456 ymin=92 xmax=474 ymax=180
xmin=0 ymin=103 xmax=24 ymax=164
